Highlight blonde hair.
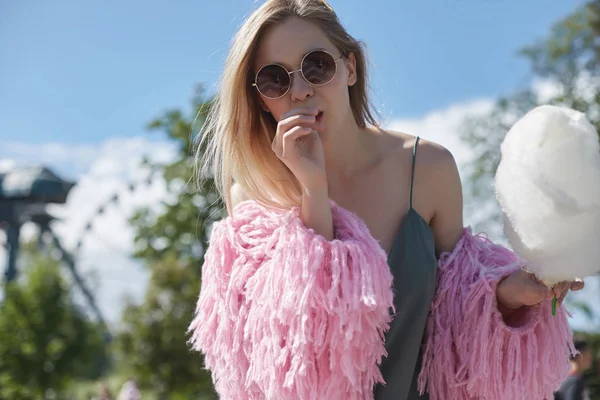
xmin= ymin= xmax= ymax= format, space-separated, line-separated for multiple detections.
xmin=197 ymin=0 xmax=379 ymax=214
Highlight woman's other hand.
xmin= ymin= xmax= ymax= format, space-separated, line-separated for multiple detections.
xmin=496 ymin=269 xmax=585 ymax=315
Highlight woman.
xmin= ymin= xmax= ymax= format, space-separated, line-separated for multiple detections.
xmin=188 ymin=1 xmax=585 ymax=399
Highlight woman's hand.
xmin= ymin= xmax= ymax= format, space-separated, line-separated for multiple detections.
xmin=271 ymin=108 xmax=326 ymax=191
xmin=496 ymin=269 xmax=585 ymax=314
xmin=272 ymin=107 xmax=333 ymax=240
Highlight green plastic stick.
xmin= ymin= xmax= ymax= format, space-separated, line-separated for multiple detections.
xmin=552 ymin=296 xmax=557 ymax=316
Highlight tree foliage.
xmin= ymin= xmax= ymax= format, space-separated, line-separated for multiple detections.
xmin=115 ymin=256 xmax=216 ymax=399
xmin=0 ymin=244 xmax=107 ymax=399
xmin=130 ymin=86 xmax=224 ymax=265
xmin=114 ymin=86 xmax=223 ymax=398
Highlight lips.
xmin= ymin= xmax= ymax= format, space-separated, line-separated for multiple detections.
xmin=316 ymin=111 xmax=324 ymax=124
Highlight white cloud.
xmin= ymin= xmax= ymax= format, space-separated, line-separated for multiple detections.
xmin=532 ymin=79 xmax=563 ymax=104
xmin=1 ymin=137 xmax=179 ymax=327
xmin=384 ymin=98 xmax=495 ymax=171
xmin=2 ymin=142 xmax=101 ymax=180
xmin=0 ymin=159 xmax=16 ymax=173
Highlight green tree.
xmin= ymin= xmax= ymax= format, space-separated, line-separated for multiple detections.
xmin=0 ymin=244 xmax=107 ymax=399
xmin=131 ymin=86 xmax=224 ymax=265
xmin=116 ymin=256 xmax=216 ymax=399
xmin=114 ymin=86 xmax=224 ymax=398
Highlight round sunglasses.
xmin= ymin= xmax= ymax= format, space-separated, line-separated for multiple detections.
xmin=252 ymin=50 xmax=344 ymax=99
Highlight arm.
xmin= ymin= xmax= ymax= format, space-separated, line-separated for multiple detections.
xmin=426 ymin=143 xmax=464 ymax=257
xmin=416 ymin=144 xmax=574 ymax=400
xmin=418 ymin=227 xmax=574 ymax=400
xmin=188 ymin=200 xmax=394 ymax=400
xmin=427 ymin=145 xmax=522 ymax=320
xmin=299 ymin=180 xmax=334 ymax=241
xmin=231 ymin=180 xmax=334 ymax=241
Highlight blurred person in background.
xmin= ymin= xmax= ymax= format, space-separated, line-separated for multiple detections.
xmin=555 ymin=338 xmax=593 ymax=400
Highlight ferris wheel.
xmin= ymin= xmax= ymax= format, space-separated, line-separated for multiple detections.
xmin=0 ymin=163 xmax=164 ymax=342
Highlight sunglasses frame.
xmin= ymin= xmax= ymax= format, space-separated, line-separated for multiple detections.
xmin=252 ymin=49 xmax=344 ymax=99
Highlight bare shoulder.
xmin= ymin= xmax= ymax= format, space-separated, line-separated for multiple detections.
xmin=414 ymin=137 xmax=459 ymax=180
xmin=386 ymin=131 xmax=464 ymax=255
xmin=230 ymin=182 xmax=249 ymax=211
xmin=385 ymin=130 xmax=460 ymax=184
xmin=414 ymin=137 xmax=463 ymax=210
xmin=416 ymin=137 xmax=464 ymax=254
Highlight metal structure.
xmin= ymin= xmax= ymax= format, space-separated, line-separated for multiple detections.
xmin=70 ymin=164 xmax=159 ymax=256
xmin=0 ymin=166 xmax=74 ymax=282
xmin=0 ymin=165 xmax=112 ymax=340
xmin=1 ymin=164 xmax=165 ymax=342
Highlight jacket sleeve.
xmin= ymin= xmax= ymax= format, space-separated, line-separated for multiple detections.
xmin=418 ymin=228 xmax=575 ymax=400
xmin=187 ymin=200 xmax=395 ymax=400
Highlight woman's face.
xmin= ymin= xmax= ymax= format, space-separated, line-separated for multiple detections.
xmin=253 ymin=17 xmax=357 ymax=138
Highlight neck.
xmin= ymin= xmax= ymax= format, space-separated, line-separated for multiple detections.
xmin=321 ymin=114 xmax=379 ymax=184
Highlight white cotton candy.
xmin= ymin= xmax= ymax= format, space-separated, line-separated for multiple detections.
xmin=494 ymin=104 xmax=600 ymax=286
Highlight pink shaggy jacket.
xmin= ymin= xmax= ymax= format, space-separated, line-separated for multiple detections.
xmin=188 ymin=200 xmax=574 ymax=400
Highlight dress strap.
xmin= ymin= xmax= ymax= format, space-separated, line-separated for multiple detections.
xmin=410 ymin=136 xmax=420 ymax=209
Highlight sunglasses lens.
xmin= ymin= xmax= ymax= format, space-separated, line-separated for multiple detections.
xmin=302 ymin=51 xmax=337 ymax=85
xmin=256 ymin=64 xmax=290 ymax=98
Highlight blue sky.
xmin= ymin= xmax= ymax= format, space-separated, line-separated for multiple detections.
xmin=0 ymin=0 xmax=588 ymax=146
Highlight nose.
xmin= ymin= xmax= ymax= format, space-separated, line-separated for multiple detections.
xmin=289 ymin=70 xmax=313 ymax=102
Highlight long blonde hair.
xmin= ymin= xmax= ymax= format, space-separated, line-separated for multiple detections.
xmin=197 ymin=0 xmax=379 ymax=214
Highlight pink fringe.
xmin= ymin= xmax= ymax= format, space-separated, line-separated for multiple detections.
xmin=187 ymin=200 xmax=395 ymax=400
xmin=417 ymin=228 xmax=575 ymax=400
